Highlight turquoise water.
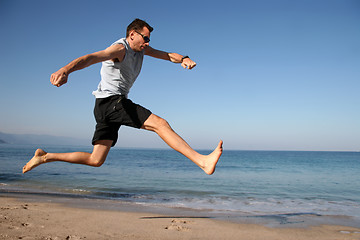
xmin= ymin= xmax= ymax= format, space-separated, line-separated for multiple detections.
xmin=1 ymin=144 xmax=359 ymax=226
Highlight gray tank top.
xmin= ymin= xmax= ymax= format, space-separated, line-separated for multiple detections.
xmin=92 ymin=38 xmax=144 ymax=98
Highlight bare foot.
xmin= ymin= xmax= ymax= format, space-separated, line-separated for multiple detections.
xmin=22 ymin=149 xmax=47 ymax=173
xmin=202 ymin=140 xmax=223 ymax=175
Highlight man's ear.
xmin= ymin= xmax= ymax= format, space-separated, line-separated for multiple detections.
xmin=129 ymin=30 xmax=136 ymax=41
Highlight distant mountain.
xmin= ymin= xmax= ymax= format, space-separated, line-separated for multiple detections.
xmin=0 ymin=131 xmax=88 ymax=146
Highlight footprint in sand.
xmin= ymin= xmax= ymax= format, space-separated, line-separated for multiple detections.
xmin=165 ymin=219 xmax=191 ymax=231
xmin=1 ymin=206 xmax=19 ymax=210
xmin=44 ymin=237 xmax=61 ymax=240
xmin=66 ymin=235 xmax=84 ymax=240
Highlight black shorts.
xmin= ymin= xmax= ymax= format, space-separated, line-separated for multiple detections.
xmin=92 ymin=95 xmax=152 ymax=147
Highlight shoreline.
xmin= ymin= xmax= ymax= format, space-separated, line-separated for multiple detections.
xmin=1 ymin=193 xmax=360 ymax=240
xmin=2 ymin=189 xmax=360 ymax=228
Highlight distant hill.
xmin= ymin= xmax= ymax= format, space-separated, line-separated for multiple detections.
xmin=0 ymin=131 xmax=88 ymax=146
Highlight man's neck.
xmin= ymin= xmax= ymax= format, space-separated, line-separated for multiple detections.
xmin=126 ymin=37 xmax=138 ymax=52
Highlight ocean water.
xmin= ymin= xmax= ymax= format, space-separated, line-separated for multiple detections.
xmin=1 ymin=144 xmax=359 ymax=227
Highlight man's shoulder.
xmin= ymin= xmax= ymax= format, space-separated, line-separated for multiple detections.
xmin=111 ymin=38 xmax=127 ymax=47
xmin=103 ymin=41 xmax=126 ymax=63
xmin=110 ymin=43 xmax=126 ymax=50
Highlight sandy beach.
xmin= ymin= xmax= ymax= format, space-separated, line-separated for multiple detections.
xmin=1 ymin=196 xmax=359 ymax=240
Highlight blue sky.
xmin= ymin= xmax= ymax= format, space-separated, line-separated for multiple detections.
xmin=0 ymin=0 xmax=359 ymax=151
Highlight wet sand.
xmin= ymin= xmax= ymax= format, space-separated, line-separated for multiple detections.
xmin=1 ymin=196 xmax=360 ymax=240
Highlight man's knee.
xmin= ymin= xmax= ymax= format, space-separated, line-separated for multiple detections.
xmin=152 ymin=116 xmax=171 ymax=131
xmin=143 ymin=114 xmax=170 ymax=131
xmin=157 ymin=116 xmax=169 ymax=127
xmin=90 ymin=141 xmax=111 ymax=167
xmin=88 ymin=140 xmax=113 ymax=167
xmin=89 ymin=155 xmax=106 ymax=167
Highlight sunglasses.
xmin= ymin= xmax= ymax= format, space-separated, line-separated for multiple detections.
xmin=135 ymin=31 xmax=150 ymax=43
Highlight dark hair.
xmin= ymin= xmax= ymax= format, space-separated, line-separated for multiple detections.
xmin=126 ymin=18 xmax=153 ymax=37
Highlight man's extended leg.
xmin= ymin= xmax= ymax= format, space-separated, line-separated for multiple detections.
xmin=22 ymin=140 xmax=113 ymax=173
xmin=142 ymin=114 xmax=223 ymax=175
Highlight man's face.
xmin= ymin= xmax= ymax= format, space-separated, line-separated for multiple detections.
xmin=129 ymin=26 xmax=151 ymax=52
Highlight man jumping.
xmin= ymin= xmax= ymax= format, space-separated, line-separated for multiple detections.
xmin=23 ymin=18 xmax=223 ymax=175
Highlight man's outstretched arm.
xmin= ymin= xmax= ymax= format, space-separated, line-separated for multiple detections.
xmin=144 ymin=46 xmax=196 ymax=70
xmin=51 ymin=44 xmax=126 ymax=87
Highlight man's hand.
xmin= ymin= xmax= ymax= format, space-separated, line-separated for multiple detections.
xmin=50 ymin=69 xmax=68 ymax=87
xmin=181 ymin=58 xmax=196 ymax=70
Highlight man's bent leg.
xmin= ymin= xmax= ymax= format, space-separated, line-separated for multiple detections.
xmin=22 ymin=140 xmax=113 ymax=173
xmin=142 ymin=114 xmax=223 ymax=175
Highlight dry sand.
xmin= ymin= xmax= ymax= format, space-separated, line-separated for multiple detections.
xmin=1 ymin=196 xmax=360 ymax=240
